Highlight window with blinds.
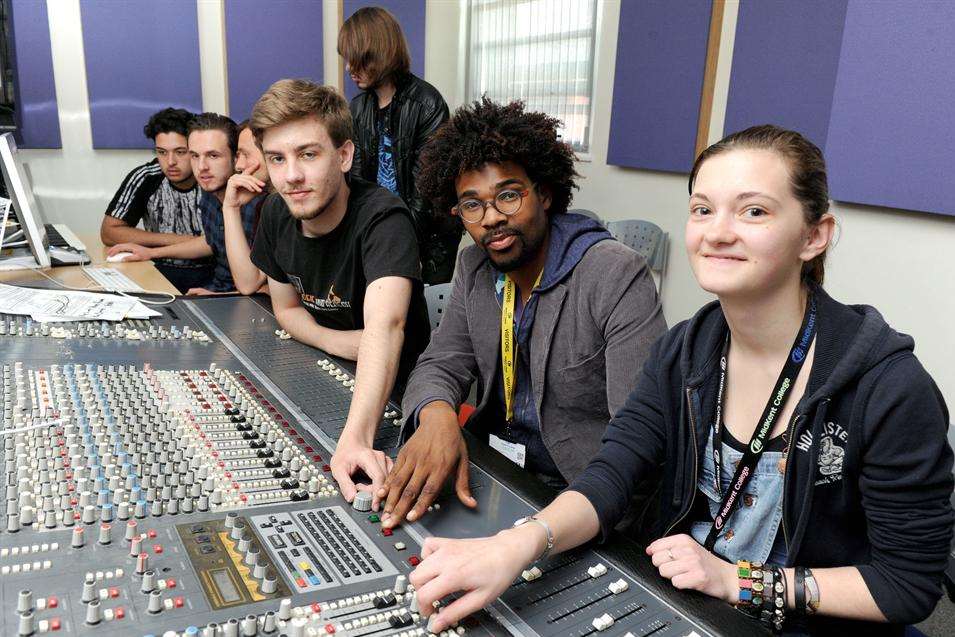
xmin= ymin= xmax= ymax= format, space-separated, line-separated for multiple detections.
xmin=466 ymin=0 xmax=598 ymax=153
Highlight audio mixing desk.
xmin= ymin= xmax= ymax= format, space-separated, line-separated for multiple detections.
xmin=0 ymin=296 xmax=760 ymax=637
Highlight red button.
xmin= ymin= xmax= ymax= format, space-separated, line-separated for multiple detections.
xmin=115 ymin=607 xmax=125 ymax=619
xmin=310 ymin=602 xmax=322 ymax=614
xmin=323 ymin=465 xmax=331 ymax=472
xmin=325 ymin=624 xmax=336 ymax=634
xmin=47 ymin=596 xmax=58 ymax=609
xmin=408 ymin=555 xmax=420 ymax=566
xmin=147 ymin=530 xmax=157 ymax=539
xmin=173 ymin=596 xmax=184 ymax=608
xmin=108 ymin=587 xmax=119 ymax=598
xmin=50 ymin=618 xmax=61 ymax=631
xmin=296 ymin=577 xmax=305 ymax=587
xmin=166 ymin=579 xmax=177 ymax=589
xmin=382 ymin=528 xmax=393 ymax=536
xmin=152 ymin=544 xmax=163 ymax=554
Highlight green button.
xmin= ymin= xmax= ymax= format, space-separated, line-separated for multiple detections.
xmin=368 ymin=514 xmax=380 ymax=523
xmin=738 ymin=567 xmax=751 ymax=578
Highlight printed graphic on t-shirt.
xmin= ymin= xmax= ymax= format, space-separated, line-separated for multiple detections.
xmin=376 ymin=111 xmax=398 ymax=194
xmin=287 ymin=274 xmax=352 ymax=312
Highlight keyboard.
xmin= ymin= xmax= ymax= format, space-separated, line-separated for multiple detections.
xmin=45 ymin=223 xmax=91 ymax=265
xmin=83 ymin=266 xmax=145 ymax=293
xmin=45 ymin=223 xmax=87 ymax=251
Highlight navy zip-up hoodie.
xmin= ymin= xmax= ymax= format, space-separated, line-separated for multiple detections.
xmin=570 ymin=286 xmax=954 ymax=633
xmin=491 ymin=213 xmax=612 ymax=476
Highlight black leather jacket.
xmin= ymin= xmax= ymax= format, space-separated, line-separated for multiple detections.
xmin=349 ymin=73 xmax=461 ymax=284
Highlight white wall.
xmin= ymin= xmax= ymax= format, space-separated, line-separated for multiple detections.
xmin=21 ymin=0 xmax=955 ymax=408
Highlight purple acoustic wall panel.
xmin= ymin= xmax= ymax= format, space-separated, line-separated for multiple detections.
xmin=80 ymin=0 xmax=202 ymax=149
xmin=9 ymin=0 xmax=61 ymax=148
xmin=723 ymin=0 xmax=848 ymax=150
xmin=825 ymin=2 xmax=955 ymax=216
xmin=225 ymin=0 xmax=323 ymax=122
xmin=342 ymin=0 xmax=426 ymax=101
xmin=606 ymin=0 xmax=712 ymax=173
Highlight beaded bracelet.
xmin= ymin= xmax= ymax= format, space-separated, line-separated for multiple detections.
xmin=734 ymin=561 xmax=786 ymax=633
xmin=734 ymin=560 xmax=763 ymax=612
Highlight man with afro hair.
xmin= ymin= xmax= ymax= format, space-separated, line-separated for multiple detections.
xmin=378 ymin=99 xmax=666 ymax=529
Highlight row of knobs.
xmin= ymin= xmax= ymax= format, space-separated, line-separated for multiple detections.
xmin=224 ymin=513 xmax=278 ymax=594
xmin=3 ymin=363 xmax=327 ymax=533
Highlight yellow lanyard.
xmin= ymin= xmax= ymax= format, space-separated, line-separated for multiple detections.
xmin=501 ymin=270 xmax=543 ymax=424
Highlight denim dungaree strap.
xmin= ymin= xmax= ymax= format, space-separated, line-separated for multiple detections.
xmin=690 ymin=428 xmax=788 ymax=566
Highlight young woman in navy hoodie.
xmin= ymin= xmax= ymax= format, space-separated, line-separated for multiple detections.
xmin=408 ymin=125 xmax=954 ymax=635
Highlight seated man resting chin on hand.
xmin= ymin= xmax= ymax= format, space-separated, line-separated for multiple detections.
xmin=107 ymin=113 xmax=264 ymax=297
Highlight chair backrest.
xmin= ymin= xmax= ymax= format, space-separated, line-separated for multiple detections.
xmin=605 ymin=218 xmax=669 ymax=294
xmin=423 ymin=282 xmax=453 ymax=330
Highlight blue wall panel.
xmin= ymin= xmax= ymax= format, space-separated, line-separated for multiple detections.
xmin=10 ymin=0 xmax=61 ymax=148
xmin=825 ymin=1 xmax=955 ymax=216
xmin=724 ymin=0 xmax=847 ymax=151
xmin=606 ymin=0 xmax=712 ymax=173
xmin=80 ymin=0 xmax=202 ymax=149
xmin=225 ymin=0 xmax=323 ymax=122
xmin=342 ymin=0 xmax=426 ymax=101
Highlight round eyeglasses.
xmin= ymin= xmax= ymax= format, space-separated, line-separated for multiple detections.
xmin=452 ymin=187 xmax=531 ymax=224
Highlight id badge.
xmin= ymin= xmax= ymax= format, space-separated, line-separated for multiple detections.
xmin=489 ymin=433 xmax=526 ymax=468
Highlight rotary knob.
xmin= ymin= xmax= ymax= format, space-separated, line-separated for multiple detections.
xmin=352 ymin=491 xmax=372 ymax=512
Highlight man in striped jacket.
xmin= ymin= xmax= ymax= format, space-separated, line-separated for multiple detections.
xmin=99 ymin=107 xmax=214 ymax=293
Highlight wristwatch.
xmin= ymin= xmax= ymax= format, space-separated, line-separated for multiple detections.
xmin=513 ymin=516 xmax=554 ymax=562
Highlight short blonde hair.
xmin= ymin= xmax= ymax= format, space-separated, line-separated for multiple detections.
xmin=249 ymin=79 xmax=353 ymax=148
xmin=338 ymin=7 xmax=410 ymax=86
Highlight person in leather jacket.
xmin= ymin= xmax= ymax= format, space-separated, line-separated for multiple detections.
xmin=339 ymin=6 xmax=462 ymax=284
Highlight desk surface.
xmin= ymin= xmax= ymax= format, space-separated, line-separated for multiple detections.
xmin=0 ymin=232 xmax=179 ymax=295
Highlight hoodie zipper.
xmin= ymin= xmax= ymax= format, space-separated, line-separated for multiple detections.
xmin=665 ymin=388 xmax=700 ymax=536
xmin=781 ymin=413 xmax=805 ymax=553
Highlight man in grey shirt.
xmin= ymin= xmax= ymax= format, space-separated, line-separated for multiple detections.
xmin=377 ymin=99 xmax=667 ymax=529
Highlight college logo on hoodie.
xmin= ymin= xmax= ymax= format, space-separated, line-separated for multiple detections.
xmin=794 ymin=421 xmax=847 ymax=486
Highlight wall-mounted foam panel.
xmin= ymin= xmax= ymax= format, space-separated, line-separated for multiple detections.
xmin=225 ymin=0 xmax=324 ymax=122
xmin=80 ymin=0 xmax=202 ymax=149
xmin=723 ymin=0 xmax=847 ymax=152
xmin=606 ymin=0 xmax=713 ymax=174
xmin=9 ymin=0 xmax=61 ymax=148
xmin=824 ymin=2 xmax=955 ymax=217
xmin=726 ymin=0 xmax=954 ymax=217
xmin=341 ymin=0 xmax=426 ymax=101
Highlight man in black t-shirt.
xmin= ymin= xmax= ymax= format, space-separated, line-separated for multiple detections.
xmin=100 ymin=108 xmax=214 ymax=293
xmin=248 ymin=80 xmax=430 ymax=508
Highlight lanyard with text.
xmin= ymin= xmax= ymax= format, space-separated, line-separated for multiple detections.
xmin=704 ymin=294 xmax=817 ymax=551
xmin=500 ymin=270 xmax=544 ymax=433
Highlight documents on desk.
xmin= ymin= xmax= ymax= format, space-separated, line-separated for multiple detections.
xmin=0 ymin=283 xmax=159 ymax=321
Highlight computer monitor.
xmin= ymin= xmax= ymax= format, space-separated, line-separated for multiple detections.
xmin=0 ymin=132 xmax=51 ymax=267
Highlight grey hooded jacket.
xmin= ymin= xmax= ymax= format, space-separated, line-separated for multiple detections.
xmin=401 ymin=225 xmax=666 ymax=482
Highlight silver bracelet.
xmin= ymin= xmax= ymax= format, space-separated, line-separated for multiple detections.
xmin=804 ymin=568 xmax=820 ymax=614
xmin=512 ymin=516 xmax=554 ymax=562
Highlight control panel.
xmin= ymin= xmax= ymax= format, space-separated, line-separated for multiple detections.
xmin=0 ymin=296 xmax=757 ymax=637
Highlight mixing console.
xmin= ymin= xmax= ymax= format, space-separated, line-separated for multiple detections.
xmin=0 ymin=296 xmax=759 ymax=637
